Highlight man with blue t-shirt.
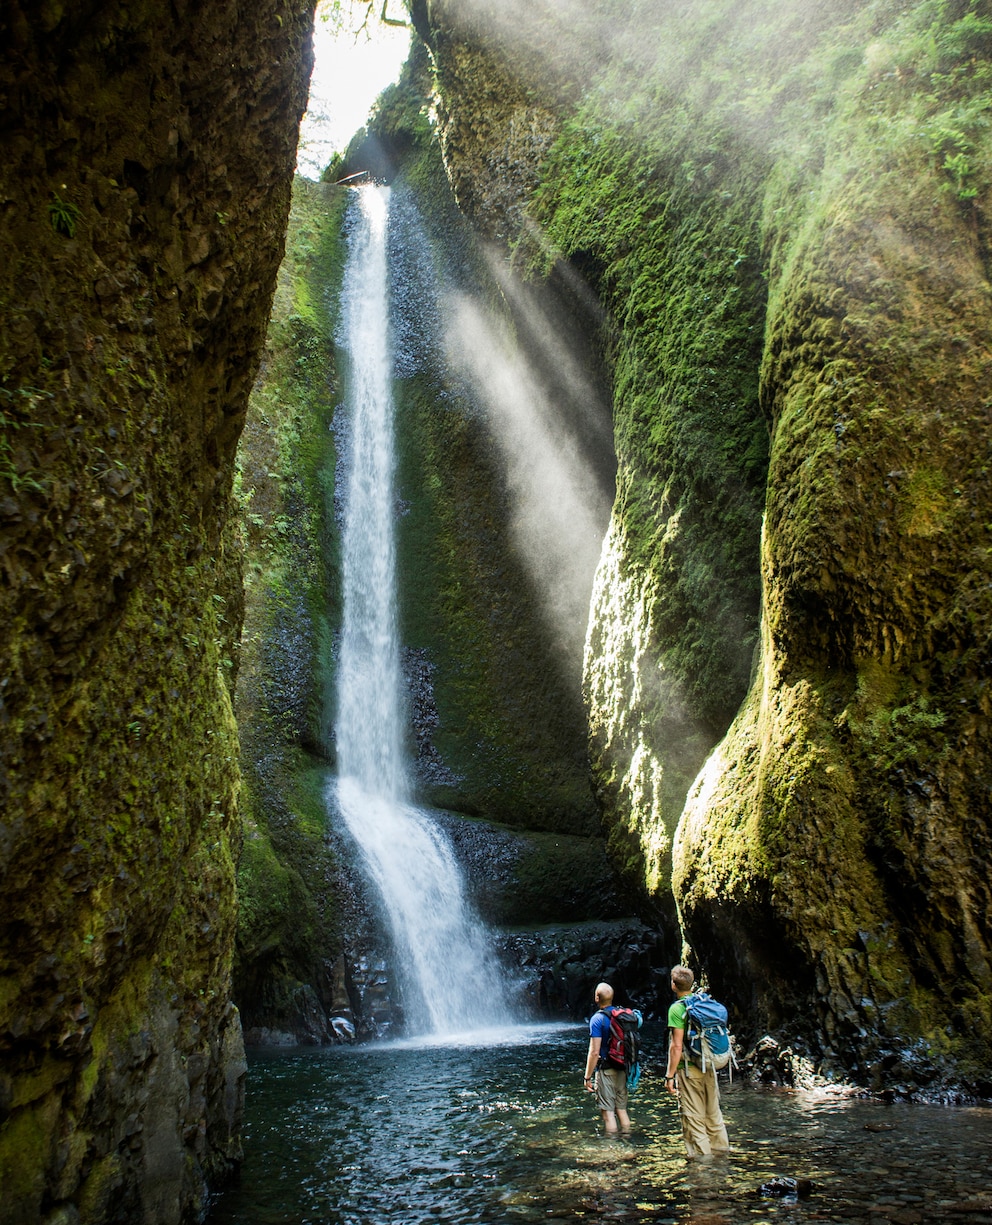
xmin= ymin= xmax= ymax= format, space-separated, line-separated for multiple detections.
xmin=582 ymin=982 xmax=631 ymax=1133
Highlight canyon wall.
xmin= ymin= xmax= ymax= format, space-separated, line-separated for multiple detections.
xmin=0 ymin=2 xmax=314 ymax=1220
xmin=412 ymin=0 xmax=992 ymax=1091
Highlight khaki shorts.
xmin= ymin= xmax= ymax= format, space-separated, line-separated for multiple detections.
xmin=595 ymin=1065 xmax=628 ymax=1113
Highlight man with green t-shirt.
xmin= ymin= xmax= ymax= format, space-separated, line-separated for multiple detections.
xmin=663 ymin=964 xmax=730 ymax=1158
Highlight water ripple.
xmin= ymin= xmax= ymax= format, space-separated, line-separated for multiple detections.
xmin=210 ymin=1029 xmax=992 ymax=1224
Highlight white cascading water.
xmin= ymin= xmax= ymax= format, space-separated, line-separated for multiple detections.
xmin=333 ymin=186 xmax=509 ymax=1038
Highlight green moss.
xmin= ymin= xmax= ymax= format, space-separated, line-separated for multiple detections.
xmin=76 ymin=1153 xmax=122 ymax=1224
xmin=901 ymin=466 xmax=952 ymax=537
xmin=237 ymin=821 xmax=296 ymax=958
xmin=505 ymin=0 xmax=992 ymax=1066
xmin=233 ymin=177 xmax=349 ymax=1020
xmin=380 ymin=131 xmax=600 ymax=832
xmin=522 ymin=30 xmax=772 ymax=889
xmin=396 ymin=365 xmax=598 ymax=831
xmin=0 ymin=1099 xmax=55 ymax=1219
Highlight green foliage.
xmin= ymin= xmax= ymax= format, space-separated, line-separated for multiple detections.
xmin=321 ymin=152 xmax=346 ymax=184
xmin=370 ymin=36 xmax=430 ymax=134
xmin=876 ymin=698 xmax=948 ymax=768
xmin=335 ymin=36 xmax=428 ymax=181
xmin=0 ymin=386 xmax=49 ymax=490
xmin=851 ymin=0 xmax=992 ymax=204
xmin=838 ymin=660 xmax=951 ymax=801
xmin=47 ymin=191 xmax=80 ymax=237
xmin=318 ymin=0 xmax=410 ymax=36
xmin=930 ymin=4 xmax=992 ymax=66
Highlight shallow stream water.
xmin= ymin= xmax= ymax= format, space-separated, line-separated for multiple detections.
xmin=209 ymin=1025 xmax=992 ymax=1224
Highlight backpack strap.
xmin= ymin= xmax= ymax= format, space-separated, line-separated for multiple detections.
xmin=676 ymin=997 xmax=693 ymax=1074
xmin=595 ymin=1006 xmax=614 ymax=1067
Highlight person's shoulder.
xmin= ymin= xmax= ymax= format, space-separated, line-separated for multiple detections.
xmin=667 ymin=997 xmax=687 ymax=1026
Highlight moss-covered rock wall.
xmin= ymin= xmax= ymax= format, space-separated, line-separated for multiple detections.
xmin=330 ymin=45 xmax=615 ymax=842
xmin=232 ymin=177 xmax=349 ymax=1045
xmin=0 ymin=2 xmax=314 ymax=1220
xmin=672 ymin=0 xmax=992 ymax=1088
xmin=411 ymin=0 xmax=992 ymax=1090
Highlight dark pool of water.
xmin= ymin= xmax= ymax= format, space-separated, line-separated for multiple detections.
xmin=208 ymin=1023 xmax=992 ymax=1224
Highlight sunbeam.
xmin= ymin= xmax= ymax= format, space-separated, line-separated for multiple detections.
xmin=444 ymin=280 xmax=613 ymax=665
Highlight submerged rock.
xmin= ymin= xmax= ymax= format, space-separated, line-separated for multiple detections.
xmin=758 ymin=1177 xmax=815 ymax=1200
xmin=330 ymin=1016 xmax=357 ymax=1043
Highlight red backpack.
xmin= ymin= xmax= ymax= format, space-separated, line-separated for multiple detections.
xmin=596 ymin=1006 xmax=643 ymax=1085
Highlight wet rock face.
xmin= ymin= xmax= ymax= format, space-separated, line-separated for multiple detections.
xmin=412 ymin=0 xmax=992 ymax=1088
xmin=0 ymin=2 xmax=314 ymax=1221
xmin=673 ymin=98 xmax=992 ymax=1087
xmin=500 ymin=921 xmax=675 ymax=1021
xmin=411 ymin=0 xmax=563 ymax=241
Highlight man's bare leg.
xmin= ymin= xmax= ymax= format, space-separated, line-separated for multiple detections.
xmin=601 ymin=1108 xmax=631 ymax=1134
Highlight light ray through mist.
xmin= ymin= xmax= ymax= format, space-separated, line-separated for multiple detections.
xmin=444 ymin=286 xmax=613 ymax=663
xmin=483 ymin=250 xmax=614 ymax=466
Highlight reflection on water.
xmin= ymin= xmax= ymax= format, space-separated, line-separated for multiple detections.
xmin=209 ymin=1026 xmax=992 ymax=1224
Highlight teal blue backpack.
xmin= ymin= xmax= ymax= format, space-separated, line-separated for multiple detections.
xmin=683 ymin=991 xmax=734 ymax=1075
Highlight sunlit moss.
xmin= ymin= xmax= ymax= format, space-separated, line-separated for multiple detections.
xmin=502 ymin=0 xmax=992 ymax=1075
xmin=527 ymin=24 xmax=771 ymax=906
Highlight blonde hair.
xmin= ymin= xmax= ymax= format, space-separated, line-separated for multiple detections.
xmin=670 ymin=965 xmax=694 ymax=992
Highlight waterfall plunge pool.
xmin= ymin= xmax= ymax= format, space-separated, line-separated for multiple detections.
xmin=209 ymin=1025 xmax=992 ymax=1224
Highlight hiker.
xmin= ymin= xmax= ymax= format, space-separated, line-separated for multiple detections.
xmin=583 ymin=981 xmax=631 ymax=1134
xmin=664 ymin=965 xmax=730 ymax=1159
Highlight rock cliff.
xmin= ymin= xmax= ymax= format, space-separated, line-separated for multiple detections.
xmin=411 ymin=0 xmax=992 ymax=1091
xmin=0 ymin=2 xmax=313 ymax=1220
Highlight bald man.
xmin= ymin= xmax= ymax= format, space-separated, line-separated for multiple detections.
xmin=582 ymin=982 xmax=631 ymax=1133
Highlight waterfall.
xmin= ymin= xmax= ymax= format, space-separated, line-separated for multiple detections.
xmin=332 ymin=185 xmax=509 ymax=1038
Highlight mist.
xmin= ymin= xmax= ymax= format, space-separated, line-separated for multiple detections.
xmin=444 ymin=274 xmax=614 ymax=665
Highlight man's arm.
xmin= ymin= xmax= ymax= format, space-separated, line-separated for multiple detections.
xmin=665 ymin=1026 xmax=684 ymax=1096
xmin=583 ymin=1035 xmax=601 ymax=1091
